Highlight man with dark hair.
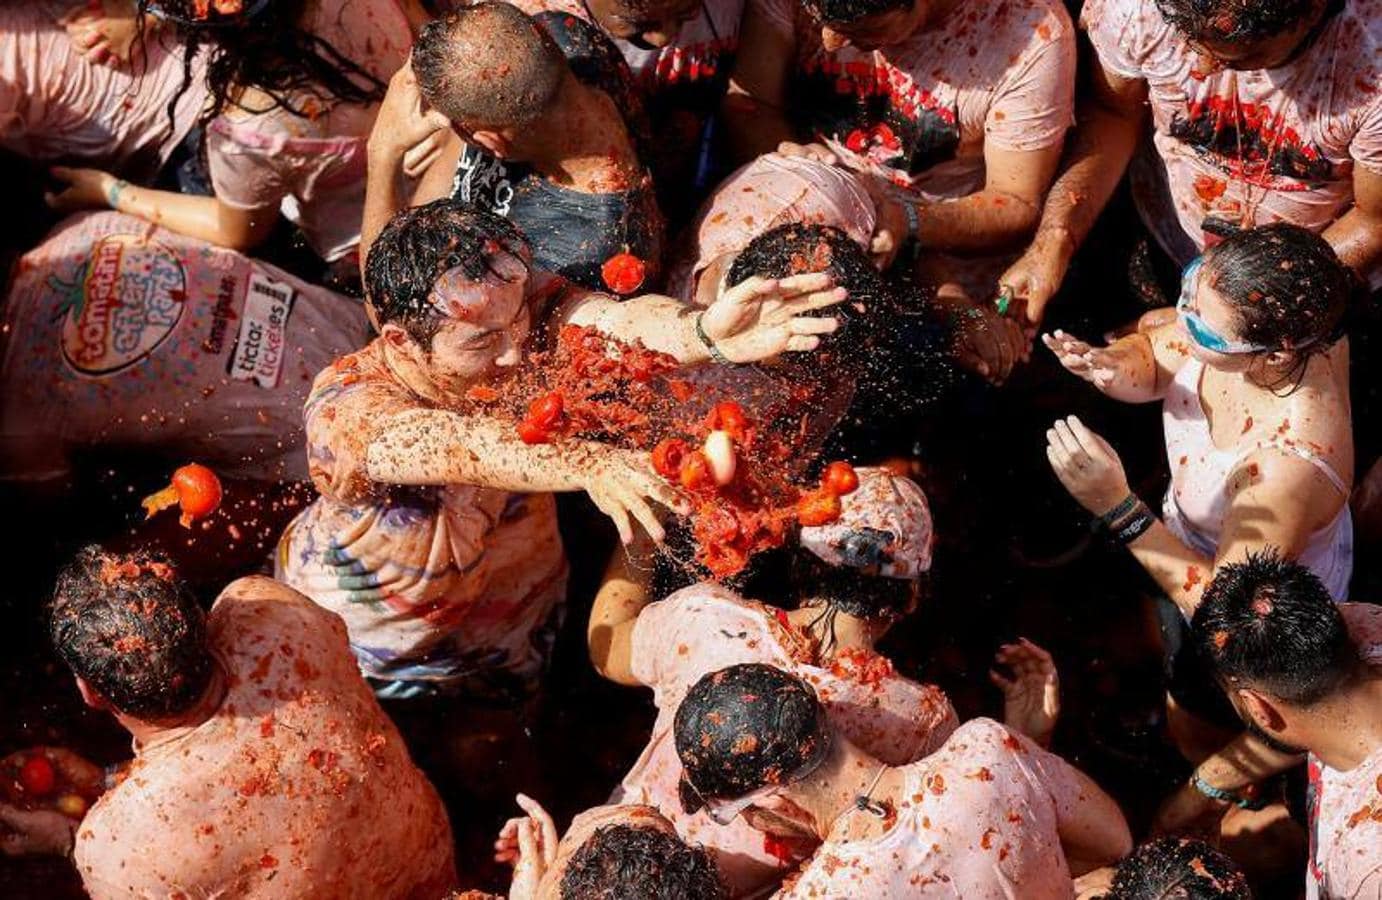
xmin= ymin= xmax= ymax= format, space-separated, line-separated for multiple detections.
xmin=722 ymin=0 xmax=1076 ymax=379
xmin=1175 ymin=551 xmax=1382 ymax=899
xmin=1073 ymin=837 xmax=1252 ymax=899
xmin=670 ymin=663 xmax=1132 ymax=897
xmin=1002 ymin=0 xmax=1382 ymax=333
xmin=493 ymin=798 xmax=728 ymax=898
xmin=0 ymin=547 xmax=457 ymax=897
xmin=363 ymin=2 xmax=663 ymax=292
xmin=590 ymin=468 xmax=962 ymax=893
xmin=280 ymin=198 xmax=848 ymax=699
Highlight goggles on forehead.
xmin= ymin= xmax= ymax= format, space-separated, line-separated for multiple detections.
xmin=145 ymin=0 xmax=273 ymax=26
xmin=1175 ymin=258 xmax=1272 ymax=355
xmin=425 ymin=253 xmax=530 ymax=319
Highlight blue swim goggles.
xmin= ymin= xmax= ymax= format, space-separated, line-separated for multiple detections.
xmin=1175 ymin=258 xmax=1272 ymax=355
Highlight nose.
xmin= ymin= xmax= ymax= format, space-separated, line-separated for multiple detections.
xmin=821 ymin=26 xmax=850 ymax=51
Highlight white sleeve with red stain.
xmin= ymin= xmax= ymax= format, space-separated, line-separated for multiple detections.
xmin=984 ymin=2 xmax=1077 ymax=153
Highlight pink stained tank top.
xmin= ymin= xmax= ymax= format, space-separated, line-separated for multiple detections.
xmin=1161 ymin=357 xmax=1353 ymax=602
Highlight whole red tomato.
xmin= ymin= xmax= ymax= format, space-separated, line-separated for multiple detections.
xmin=526 ymin=392 xmax=565 ymax=429
xmin=601 ymin=253 xmax=647 ymax=295
xmin=18 ymin=754 xmax=56 ymax=797
xmin=820 ymin=461 xmax=860 ymax=496
xmin=171 ymin=464 xmax=222 ymax=523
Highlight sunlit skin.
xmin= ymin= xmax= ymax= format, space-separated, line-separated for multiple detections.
xmin=585 ymin=0 xmax=704 ymax=49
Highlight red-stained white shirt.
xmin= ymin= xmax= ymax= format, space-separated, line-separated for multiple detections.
xmin=1083 ymin=0 xmax=1382 ymax=287
xmin=776 ymin=719 xmax=1085 ymax=900
xmin=0 ymin=1 xmax=207 ymax=178
xmin=73 ymin=577 xmax=456 ymax=900
xmin=752 ymin=0 xmax=1075 ymax=198
xmin=611 ymin=583 xmax=958 ymax=896
xmin=1307 ymin=603 xmax=1382 ymax=900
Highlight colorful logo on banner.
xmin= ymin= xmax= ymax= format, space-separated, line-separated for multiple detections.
xmin=51 ymin=234 xmax=186 ymax=377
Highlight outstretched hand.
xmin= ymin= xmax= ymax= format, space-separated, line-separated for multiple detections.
xmin=1042 ymin=330 xmax=1130 ymax=391
xmin=699 ymin=272 xmax=848 ymax=363
xmin=1045 ymin=416 xmax=1131 ymax=517
xmin=580 ymin=449 xmax=688 ymax=546
xmin=991 ymin=638 xmax=1060 ymax=748
xmin=495 ymin=794 xmax=558 ymax=898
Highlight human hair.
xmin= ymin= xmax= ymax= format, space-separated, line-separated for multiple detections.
xmin=1192 ymin=549 xmax=1357 ymax=707
xmin=1109 ymin=837 xmax=1251 ymax=899
xmin=49 ymin=546 xmax=212 ymax=720
xmin=143 ymin=0 xmax=386 ymax=130
xmin=1152 ymin=0 xmax=1317 ymax=42
xmin=790 ymin=550 xmax=916 ymax=622
xmin=559 ymin=824 xmax=728 ymax=900
xmin=364 ymin=199 xmax=531 ymax=346
xmin=1203 ymin=223 xmax=1351 ymax=354
xmin=412 ymin=3 xmax=567 ymax=128
xmin=799 ymin=0 xmax=912 ymax=26
xmin=674 ymin=664 xmax=830 ymax=813
xmin=726 ymin=223 xmax=893 ymax=384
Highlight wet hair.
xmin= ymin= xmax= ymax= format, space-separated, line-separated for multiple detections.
xmin=49 ymin=546 xmax=212 ymax=720
xmin=726 ymin=223 xmax=894 ymax=384
xmin=365 ymin=199 xmax=531 ymax=346
xmin=790 ymin=549 xmax=916 ymax=621
xmin=413 ymin=3 xmax=566 ymax=128
xmin=1203 ymin=223 xmax=1351 ymax=351
xmin=674 ymin=664 xmax=830 ymax=813
xmin=800 ymin=0 xmax=912 ymax=26
xmin=1153 ymin=0 xmax=1318 ymax=43
xmin=559 ymin=824 xmax=728 ymax=900
xmin=1108 ymin=837 xmax=1252 ymax=899
xmin=1192 ymin=549 xmax=1357 ymax=707
xmin=143 ymin=0 xmax=386 ymax=130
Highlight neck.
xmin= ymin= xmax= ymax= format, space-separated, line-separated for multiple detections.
xmin=791 ymin=738 xmax=893 ymax=839
xmin=528 ymin=80 xmax=640 ymax=189
xmin=379 ymin=337 xmax=452 ymax=407
xmin=788 ymin=601 xmax=880 ymax=653
xmin=120 ymin=661 xmax=228 ymax=751
xmin=1304 ymin=675 xmax=1382 ymax=771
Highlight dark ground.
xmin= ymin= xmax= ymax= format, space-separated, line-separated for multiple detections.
xmin=2 ymin=181 xmax=1379 ymax=899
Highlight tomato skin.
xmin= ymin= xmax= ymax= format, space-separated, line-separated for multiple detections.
xmin=465 ymin=385 xmax=500 ymax=403
xmin=797 ymin=490 xmax=843 ymax=526
xmin=679 ymin=452 xmax=715 ymax=491
xmin=19 ymin=755 xmax=56 ymax=797
xmin=527 ymin=392 xmax=565 ymax=429
xmin=650 ymin=438 xmax=689 ymax=479
xmin=517 ymin=419 xmax=552 ymax=445
xmin=601 ymin=253 xmax=647 ymax=295
xmin=820 ymin=461 xmax=860 ymax=496
xmin=171 ymin=464 xmax=222 ymax=522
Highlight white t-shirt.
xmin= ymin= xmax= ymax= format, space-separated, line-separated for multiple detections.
xmin=1307 ymin=603 xmax=1382 ymax=899
xmin=613 ymin=583 xmax=958 ymax=896
xmin=777 ymin=719 xmax=1088 ymax=900
xmin=1084 ymin=0 xmax=1382 ymax=286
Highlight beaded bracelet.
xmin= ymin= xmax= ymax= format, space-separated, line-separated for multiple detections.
xmin=1191 ymin=774 xmax=1268 ymax=810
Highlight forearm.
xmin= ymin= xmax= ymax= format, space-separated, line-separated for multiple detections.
xmin=589 ymin=537 xmax=655 ymax=685
xmin=1125 ymin=518 xmax=1212 ymax=618
xmin=108 ymin=181 xmax=267 ymax=249
xmin=1195 ymin=732 xmax=1302 ymax=793
xmin=1323 ymin=205 xmax=1382 ymax=284
xmin=364 ymin=408 xmax=607 ymax=491
xmin=721 ymin=91 xmax=795 ymax=165
xmin=1030 ymin=101 xmax=1143 ymax=256
xmin=1100 ymin=333 xmax=1162 ymax=402
xmin=563 ymin=293 xmax=709 ymax=364
xmin=912 ymin=189 xmax=1042 ymax=254
xmin=1060 ymin=772 xmax=1134 ymax=875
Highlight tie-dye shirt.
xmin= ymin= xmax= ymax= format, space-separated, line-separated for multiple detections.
xmin=277 ymin=339 xmax=567 ymax=696
xmin=611 ymin=583 xmax=958 ymax=896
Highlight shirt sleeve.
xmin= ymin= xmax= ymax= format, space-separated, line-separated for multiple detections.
xmin=302 ymin=357 xmax=414 ymax=503
xmin=1081 ymin=0 xmax=1151 ymax=81
xmin=1349 ymin=95 xmax=1382 ymax=176
xmin=985 ymin=4 xmax=1077 ymax=153
xmin=206 ymin=115 xmax=290 ymax=212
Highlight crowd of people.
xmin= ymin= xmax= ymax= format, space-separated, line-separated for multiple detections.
xmin=1 ymin=0 xmax=1380 ymax=897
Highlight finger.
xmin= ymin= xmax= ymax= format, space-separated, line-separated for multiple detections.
xmin=1052 ymin=420 xmax=1085 ymax=461
xmin=1045 ymin=438 xmax=1073 ymax=473
xmin=1065 ymin=416 xmax=1108 ymax=461
xmin=783 ymin=334 xmax=822 ymax=353
xmin=515 ymin=819 xmax=538 ymax=868
xmin=620 ymin=488 xmax=665 ymax=545
xmin=988 ymin=668 xmax=1015 ymax=690
xmin=772 ymin=271 xmax=838 ymax=297
xmin=516 ymin=793 xmax=558 ymax=864
xmin=787 ymin=316 xmax=838 ymax=336
xmin=783 ymin=287 xmax=848 ymax=316
xmin=591 ymin=493 xmax=633 ymax=545
xmin=49 ymin=166 xmax=76 ymax=181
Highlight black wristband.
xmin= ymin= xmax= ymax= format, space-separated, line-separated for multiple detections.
xmin=1115 ymin=506 xmax=1155 ymax=544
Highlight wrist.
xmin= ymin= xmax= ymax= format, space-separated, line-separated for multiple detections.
xmin=694 ymin=311 xmax=733 ymax=365
xmin=1190 ymin=771 xmax=1265 ymax=810
xmin=1035 ymin=224 xmax=1077 ymax=268
xmin=104 ymin=177 xmax=129 ymax=209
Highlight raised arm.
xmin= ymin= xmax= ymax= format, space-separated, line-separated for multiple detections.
xmin=721 ymin=0 xmax=798 ymax=164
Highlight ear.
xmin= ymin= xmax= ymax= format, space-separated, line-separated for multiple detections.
xmin=1237 ymin=687 xmax=1288 ymax=734
xmin=379 ymin=321 xmax=412 ymax=349
xmin=470 ymin=130 xmax=510 ymax=158
xmin=75 ymin=677 xmax=106 ymax=711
